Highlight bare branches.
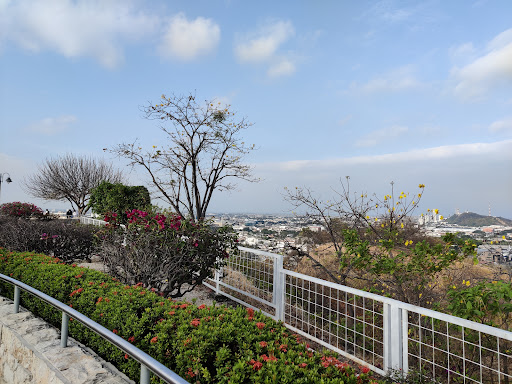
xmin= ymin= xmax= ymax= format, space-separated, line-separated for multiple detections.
xmin=23 ymin=154 xmax=123 ymax=214
xmin=109 ymin=93 xmax=258 ymax=221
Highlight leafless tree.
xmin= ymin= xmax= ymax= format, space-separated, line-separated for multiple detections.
xmin=108 ymin=93 xmax=258 ymax=221
xmin=23 ymin=154 xmax=123 ymax=215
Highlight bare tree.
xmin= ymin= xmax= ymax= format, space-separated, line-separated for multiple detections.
xmin=109 ymin=93 xmax=257 ymax=221
xmin=24 ymin=154 xmax=123 ymax=215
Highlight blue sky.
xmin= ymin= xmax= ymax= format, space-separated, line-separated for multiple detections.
xmin=1 ymin=0 xmax=511 ymax=218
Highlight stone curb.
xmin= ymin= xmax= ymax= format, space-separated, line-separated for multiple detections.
xmin=0 ymin=296 xmax=134 ymax=384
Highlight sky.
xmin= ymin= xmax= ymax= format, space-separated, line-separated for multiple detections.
xmin=0 ymin=0 xmax=511 ymax=219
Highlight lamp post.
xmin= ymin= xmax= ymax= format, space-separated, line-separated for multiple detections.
xmin=0 ymin=173 xmax=13 ymax=203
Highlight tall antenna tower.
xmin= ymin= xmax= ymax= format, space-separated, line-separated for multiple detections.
xmin=488 ymin=202 xmax=491 ymax=217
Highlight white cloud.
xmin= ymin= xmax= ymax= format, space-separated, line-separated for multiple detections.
xmin=355 ymin=125 xmax=408 ymax=147
xmin=26 ymin=115 xmax=77 ymax=135
xmin=449 ymin=42 xmax=475 ymax=61
xmin=267 ymin=58 xmax=296 ymax=78
xmin=351 ymin=66 xmax=423 ymax=94
xmin=0 ymin=0 xmax=157 ymax=68
xmin=235 ymin=21 xmax=294 ymax=63
xmin=235 ymin=20 xmax=296 ymax=78
xmin=489 ymin=118 xmax=512 ymax=134
xmin=158 ymin=13 xmax=220 ymax=61
xmin=452 ymin=28 xmax=512 ymax=100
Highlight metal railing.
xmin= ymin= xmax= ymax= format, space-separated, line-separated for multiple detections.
xmin=0 ymin=273 xmax=189 ymax=384
xmin=204 ymin=246 xmax=512 ymax=383
xmin=79 ymin=217 xmax=108 ymax=226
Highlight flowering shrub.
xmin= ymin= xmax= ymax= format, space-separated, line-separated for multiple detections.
xmin=0 ymin=217 xmax=98 ymax=262
xmin=97 ymin=209 xmax=239 ymax=298
xmin=0 ymin=201 xmax=43 ymax=218
xmin=0 ymin=248 xmax=381 ymax=384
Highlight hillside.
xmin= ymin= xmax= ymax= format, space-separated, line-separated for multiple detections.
xmin=446 ymin=212 xmax=512 ymax=227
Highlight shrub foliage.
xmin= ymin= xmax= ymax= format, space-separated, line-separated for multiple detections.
xmin=0 ymin=216 xmax=98 ymax=262
xmin=0 ymin=249 xmax=380 ymax=384
xmin=97 ymin=210 xmax=240 ymax=298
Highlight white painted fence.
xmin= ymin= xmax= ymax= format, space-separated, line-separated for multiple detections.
xmin=80 ymin=217 xmax=512 ymax=382
xmin=204 ymin=246 xmax=512 ymax=383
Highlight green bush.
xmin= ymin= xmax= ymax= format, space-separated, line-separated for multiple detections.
xmin=0 ymin=248 xmax=381 ymax=384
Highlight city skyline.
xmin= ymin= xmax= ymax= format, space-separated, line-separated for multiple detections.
xmin=1 ymin=1 xmax=511 ymax=218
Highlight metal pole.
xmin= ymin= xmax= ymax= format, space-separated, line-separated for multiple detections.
xmin=61 ymin=313 xmax=69 ymax=347
xmin=14 ymin=285 xmax=20 ymax=313
xmin=140 ymin=364 xmax=150 ymax=384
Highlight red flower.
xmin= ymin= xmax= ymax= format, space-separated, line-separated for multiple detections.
xmin=259 ymin=341 xmax=268 ymax=348
xmin=128 ymin=336 xmax=135 ymax=343
xmin=198 ymin=304 xmax=206 ymax=309
xmin=169 ymin=311 xmax=175 ymax=316
xmin=186 ymin=369 xmax=195 ymax=378
xmin=279 ymin=344 xmax=288 ymax=352
xmin=191 ymin=318 xmax=200 ymax=327
xmin=256 ymin=322 xmax=265 ymax=330
xmin=112 ymin=329 xmax=118 ymax=334
xmin=299 ymin=363 xmax=307 ymax=368
xmin=252 ymin=361 xmax=263 ymax=371
xmin=261 ymin=354 xmax=269 ymax=362
xmin=124 ymin=354 xmax=129 ymax=359
xmin=247 ymin=308 xmax=255 ymax=318
xmin=360 ymin=365 xmax=370 ymax=374
xmin=150 ymin=336 xmax=158 ymax=343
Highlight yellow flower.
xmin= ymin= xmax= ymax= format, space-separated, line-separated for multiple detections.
xmin=434 ymin=209 xmax=439 ymax=214
xmin=366 ymin=216 xmax=370 ymax=219
xmin=503 ymin=235 xmax=506 ymax=240
xmin=418 ymin=184 xmax=425 ymax=188
xmin=401 ymin=223 xmax=404 ymax=229
xmin=440 ymin=216 xmax=444 ymax=220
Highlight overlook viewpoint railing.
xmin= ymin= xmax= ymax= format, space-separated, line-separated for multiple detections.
xmin=78 ymin=217 xmax=512 ymax=382
xmin=204 ymin=246 xmax=512 ymax=383
xmin=0 ymin=273 xmax=189 ymax=384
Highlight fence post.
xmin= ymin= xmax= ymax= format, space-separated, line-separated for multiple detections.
xmin=383 ymin=302 xmax=407 ymax=374
xmin=14 ymin=285 xmax=20 ymax=313
xmin=214 ymin=267 xmax=221 ymax=296
xmin=273 ymin=254 xmax=285 ymax=322
xmin=140 ymin=364 xmax=150 ymax=384
xmin=61 ymin=313 xmax=69 ymax=347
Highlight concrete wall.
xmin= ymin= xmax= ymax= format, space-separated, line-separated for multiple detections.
xmin=0 ymin=297 xmax=134 ymax=384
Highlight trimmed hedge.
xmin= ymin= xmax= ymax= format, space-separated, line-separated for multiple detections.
xmin=0 ymin=248 xmax=380 ymax=384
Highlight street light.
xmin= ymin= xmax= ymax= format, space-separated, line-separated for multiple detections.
xmin=0 ymin=173 xmax=13 ymax=203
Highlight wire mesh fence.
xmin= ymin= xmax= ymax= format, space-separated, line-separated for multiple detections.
xmin=206 ymin=246 xmax=512 ymax=383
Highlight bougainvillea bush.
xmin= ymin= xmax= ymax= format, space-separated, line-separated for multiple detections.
xmin=0 ymin=201 xmax=44 ymax=218
xmin=0 ymin=248 xmax=380 ymax=384
xmin=97 ymin=209 xmax=239 ymax=298
xmin=0 ymin=217 xmax=98 ymax=262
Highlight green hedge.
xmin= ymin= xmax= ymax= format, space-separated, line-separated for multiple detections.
xmin=0 ymin=248 xmax=380 ymax=384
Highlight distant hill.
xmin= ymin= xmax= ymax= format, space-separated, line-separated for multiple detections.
xmin=446 ymin=212 xmax=512 ymax=227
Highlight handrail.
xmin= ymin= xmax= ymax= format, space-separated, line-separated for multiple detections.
xmin=0 ymin=273 xmax=189 ymax=384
